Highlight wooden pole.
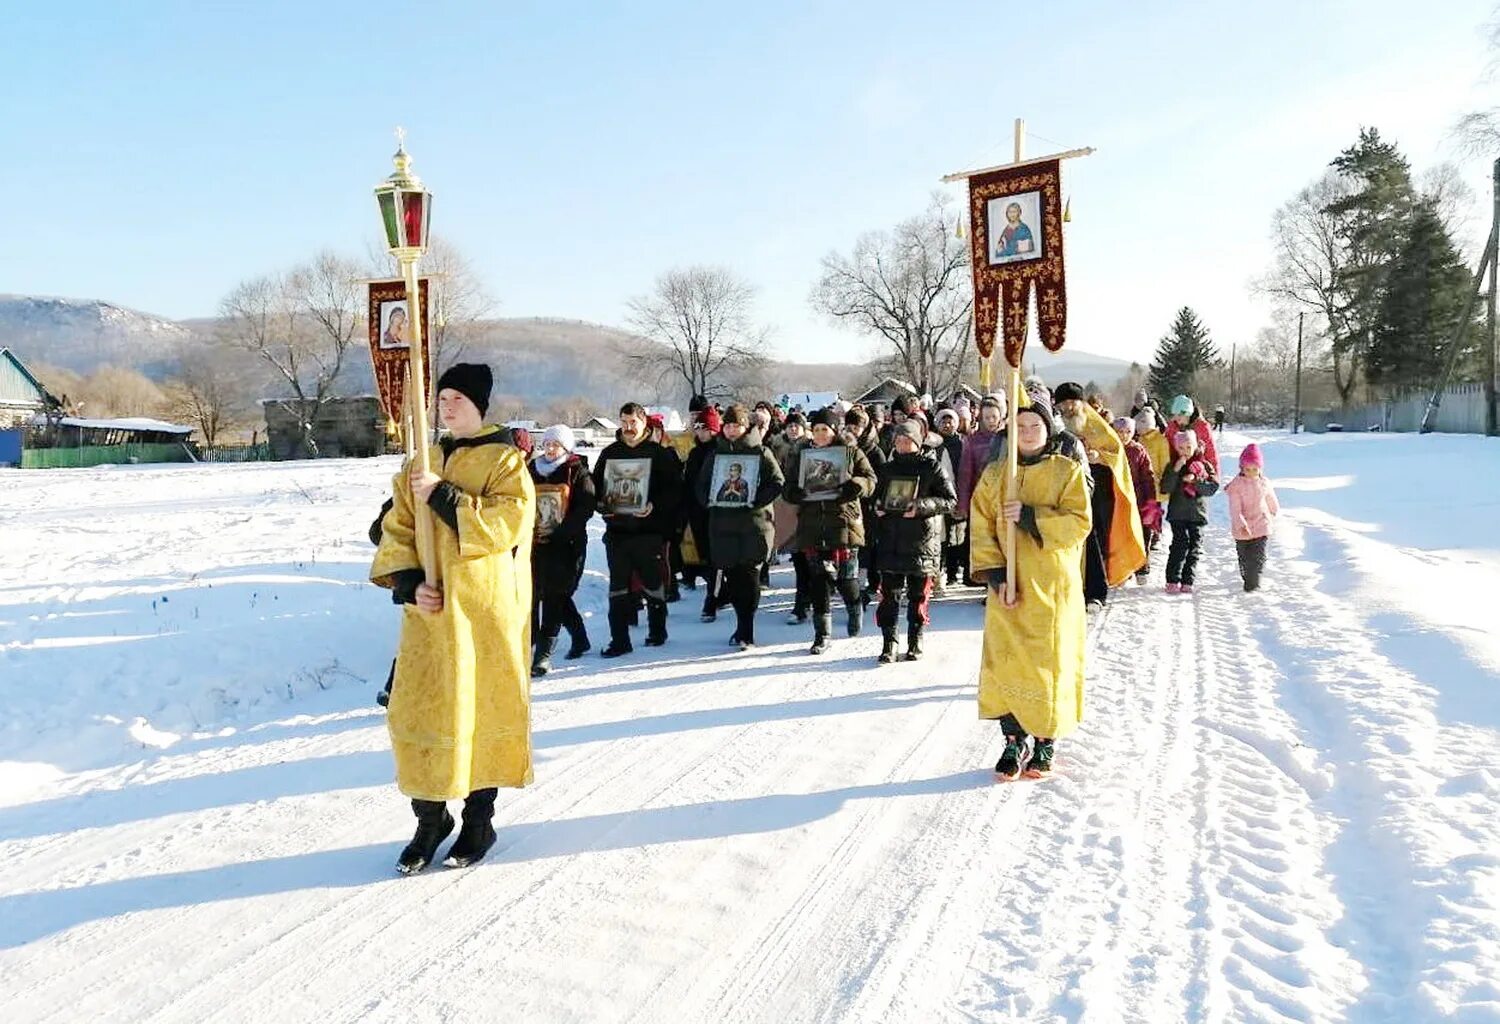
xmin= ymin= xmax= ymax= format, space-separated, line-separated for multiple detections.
xmin=1488 ymin=157 xmax=1499 ymax=437
xmin=1421 ymin=230 xmax=1495 ymax=432
xmin=402 ymin=259 xmax=439 ymax=586
xmin=1003 ymin=118 xmax=1024 ymax=606
xmin=940 ymin=146 xmax=1096 ymax=182
xmin=1293 ymin=312 xmax=1304 ymax=434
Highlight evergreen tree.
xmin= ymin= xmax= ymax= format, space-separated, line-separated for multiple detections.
xmin=1368 ymin=202 xmax=1477 ymax=392
xmin=1322 ymin=128 xmax=1418 ymax=402
xmin=1148 ymin=306 xmax=1220 ymax=400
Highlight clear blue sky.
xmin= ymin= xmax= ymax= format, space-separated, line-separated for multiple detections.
xmin=7 ymin=0 xmax=1497 ymax=366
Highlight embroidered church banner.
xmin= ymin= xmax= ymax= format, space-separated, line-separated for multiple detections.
xmin=967 ymin=159 xmax=1067 ymax=368
xmin=366 ymin=277 xmax=433 ymax=425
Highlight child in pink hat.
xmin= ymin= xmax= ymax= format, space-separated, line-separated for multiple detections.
xmin=1223 ymin=443 xmax=1280 ymax=592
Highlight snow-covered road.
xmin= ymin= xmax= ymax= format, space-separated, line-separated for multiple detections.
xmin=2 ymin=432 xmax=1497 ymax=1023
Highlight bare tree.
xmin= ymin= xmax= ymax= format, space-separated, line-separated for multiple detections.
xmin=76 ymin=366 xmax=169 ymax=418
xmin=1255 ymin=171 xmax=1365 ymax=407
xmin=164 ymin=336 xmax=254 ymax=448
xmin=370 ymin=235 xmax=497 ymax=373
xmin=1453 ymin=6 xmax=1500 ymax=155
xmin=623 ymin=266 xmax=770 ymax=403
xmin=812 ymin=193 xmax=973 ymax=398
xmin=219 ymin=251 xmax=363 ymax=457
xmin=544 ymin=395 xmax=597 ymax=426
xmin=1420 ymin=163 xmax=1481 ymax=258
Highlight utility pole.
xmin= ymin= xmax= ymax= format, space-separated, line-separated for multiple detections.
xmin=1488 ymin=157 xmax=1498 ymax=436
xmin=1229 ymin=343 xmax=1236 ymax=423
xmin=1294 ymin=312 xmax=1304 ymax=434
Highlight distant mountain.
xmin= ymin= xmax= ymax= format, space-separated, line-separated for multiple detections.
xmin=0 ymin=294 xmax=190 ymax=376
xmin=1016 ymin=346 xmax=1138 ymax=393
xmin=1 ymin=297 xmax=1136 ymax=418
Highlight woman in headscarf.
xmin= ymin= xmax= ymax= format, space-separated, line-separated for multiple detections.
xmin=529 ymin=424 xmax=596 ymax=675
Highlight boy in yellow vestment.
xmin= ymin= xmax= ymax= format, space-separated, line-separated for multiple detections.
xmin=371 ymin=363 xmax=535 ymax=874
xmin=970 ymin=391 xmax=1091 ymax=780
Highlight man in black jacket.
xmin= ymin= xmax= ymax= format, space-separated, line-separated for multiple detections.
xmin=592 ymin=402 xmax=683 ymax=657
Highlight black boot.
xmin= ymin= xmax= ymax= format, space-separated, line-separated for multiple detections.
xmin=444 ymin=788 xmax=498 ymax=868
xmin=376 ymin=659 xmax=395 ymax=708
xmin=564 ymin=618 xmax=591 ymax=660
xmin=532 ymin=634 xmax=558 ymax=677
xmin=994 ymin=734 xmax=1033 ymax=782
xmin=904 ymin=624 xmax=924 ymax=661
xmin=397 ymin=799 xmax=454 ymax=875
xmin=810 ymin=614 xmax=832 ymax=655
xmin=878 ymin=629 xmax=898 ymax=664
xmin=601 ymin=597 xmax=633 ymax=658
xmin=734 ymin=605 xmax=755 ymax=648
xmin=644 ymin=598 xmax=669 ymax=646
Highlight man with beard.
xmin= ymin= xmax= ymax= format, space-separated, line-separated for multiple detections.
xmin=1053 ymin=382 xmax=1146 ymax=611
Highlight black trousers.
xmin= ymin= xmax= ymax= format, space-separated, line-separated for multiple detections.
xmin=942 ymin=520 xmax=968 ymax=584
xmin=1083 ymin=533 xmax=1109 ymax=603
xmin=1085 ymin=464 xmax=1114 ymax=602
xmin=1236 ymin=537 xmax=1267 ymax=591
xmin=876 ymin=572 xmax=933 ymax=630
xmin=721 ymin=565 xmax=762 ymax=642
xmin=534 ymin=541 xmax=586 ymax=643
xmin=1136 ymin=524 xmax=1160 ymax=578
xmin=808 ymin=549 xmax=861 ymax=618
xmin=606 ymin=533 xmax=668 ymax=601
xmin=790 ymin=551 xmax=811 ymax=613
xmin=1165 ymin=522 xmax=1203 ymax=586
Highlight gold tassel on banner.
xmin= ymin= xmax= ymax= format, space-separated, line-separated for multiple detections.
xmin=955 ymin=216 xmax=965 ymax=240
xmin=1063 ymin=197 xmax=1072 ymax=223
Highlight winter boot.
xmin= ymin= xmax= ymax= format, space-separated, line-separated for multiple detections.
xmin=1165 ymin=582 xmax=1182 ymax=595
xmin=564 ymin=620 xmax=591 ymax=660
xmin=397 ymin=800 xmax=455 ymax=875
xmin=601 ymin=597 xmax=633 ymax=658
xmin=376 ymin=659 xmax=395 ymax=708
xmin=1180 ymin=584 xmax=1194 ymax=595
xmin=531 ymin=634 xmax=558 ymax=678
xmin=444 ymin=789 xmax=498 ymax=868
xmin=1022 ymin=739 xmax=1055 ymax=779
xmin=878 ymin=629 xmax=898 ymax=665
xmin=644 ymin=599 xmax=669 ymax=647
xmin=787 ymin=608 xmax=809 ymax=625
xmin=734 ymin=608 xmax=755 ymax=648
xmin=903 ymin=624 xmax=924 ymax=661
xmin=810 ymin=615 xmax=832 ymax=655
xmin=993 ymin=735 xmax=1034 ymax=782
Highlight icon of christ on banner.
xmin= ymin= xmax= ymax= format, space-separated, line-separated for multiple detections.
xmin=987 ymin=192 xmax=1044 ymax=265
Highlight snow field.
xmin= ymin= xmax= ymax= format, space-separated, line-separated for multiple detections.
xmin=1 ymin=430 xmax=1497 ymax=1023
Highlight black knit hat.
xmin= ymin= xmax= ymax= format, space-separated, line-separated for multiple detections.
xmin=1052 ymin=381 xmax=1086 ymax=404
xmin=784 ymin=411 xmax=807 ymax=427
xmin=436 ymin=363 xmax=493 ymax=417
xmin=809 ymin=407 xmax=840 ymax=429
xmin=1020 ymin=391 xmax=1056 ymax=440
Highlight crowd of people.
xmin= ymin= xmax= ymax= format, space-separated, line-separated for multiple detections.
xmin=366 ymin=363 xmax=1282 ymax=874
